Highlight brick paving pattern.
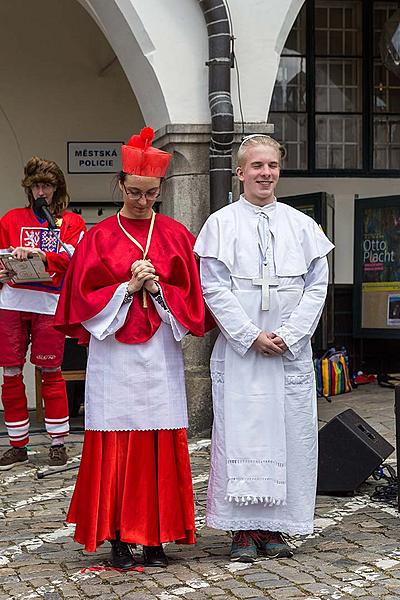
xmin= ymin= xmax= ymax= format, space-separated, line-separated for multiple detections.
xmin=0 ymin=384 xmax=399 ymax=599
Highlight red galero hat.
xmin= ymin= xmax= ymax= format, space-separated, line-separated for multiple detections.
xmin=121 ymin=127 xmax=172 ymax=178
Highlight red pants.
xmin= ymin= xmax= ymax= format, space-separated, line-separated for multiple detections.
xmin=0 ymin=309 xmax=65 ymax=368
xmin=0 ymin=310 xmax=69 ymax=447
xmin=67 ymin=429 xmax=195 ymax=552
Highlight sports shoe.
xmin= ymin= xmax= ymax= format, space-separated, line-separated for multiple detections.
xmin=253 ymin=530 xmax=293 ymax=558
xmin=230 ymin=530 xmax=258 ymax=562
xmin=48 ymin=444 xmax=68 ymax=467
xmin=0 ymin=446 xmax=28 ymax=471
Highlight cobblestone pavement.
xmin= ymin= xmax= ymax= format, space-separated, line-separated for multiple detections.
xmin=1 ymin=383 xmax=400 ymax=599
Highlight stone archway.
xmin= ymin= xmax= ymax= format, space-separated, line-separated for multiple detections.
xmin=78 ymin=0 xmax=210 ymax=130
xmin=216 ymin=0 xmax=307 ymax=122
xmin=77 ymin=0 xmax=169 ymax=129
xmin=78 ymin=0 xmax=308 ymax=129
xmin=275 ymin=0 xmax=307 ymax=55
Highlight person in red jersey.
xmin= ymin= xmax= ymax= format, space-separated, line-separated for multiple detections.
xmin=0 ymin=157 xmax=86 ymax=470
xmin=55 ymin=127 xmax=209 ymax=570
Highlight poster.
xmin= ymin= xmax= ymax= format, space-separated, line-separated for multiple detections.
xmin=388 ymin=294 xmax=400 ymax=326
xmin=360 ymin=205 xmax=400 ymax=330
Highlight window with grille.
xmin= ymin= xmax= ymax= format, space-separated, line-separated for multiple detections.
xmin=269 ymin=0 xmax=400 ymax=175
xmin=373 ymin=2 xmax=400 ymax=169
xmin=270 ymin=8 xmax=307 ymax=169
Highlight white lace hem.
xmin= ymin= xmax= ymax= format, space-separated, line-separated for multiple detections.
xmin=226 ymin=495 xmax=287 ymax=507
xmin=206 ymin=514 xmax=313 ymax=536
xmin=85 ymin=425 xmax=187 ymax=432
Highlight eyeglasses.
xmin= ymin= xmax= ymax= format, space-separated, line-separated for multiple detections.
xmin=123 ymin=184 xmax=160 ymax=201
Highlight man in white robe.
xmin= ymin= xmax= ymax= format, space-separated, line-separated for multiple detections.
xmin=194 ymin=135 xmax=334 ymax=562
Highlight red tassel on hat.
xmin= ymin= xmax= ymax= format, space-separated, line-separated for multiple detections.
xmin=140 ymin=127 xmax=155 ymax=148
xmin=122 ymin=127 xmax=171 ymax=177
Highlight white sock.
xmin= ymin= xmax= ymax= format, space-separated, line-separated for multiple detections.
xmin=51 ymin=437 xmax=65 ymax=447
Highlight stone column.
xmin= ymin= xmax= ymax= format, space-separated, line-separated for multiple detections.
xmin=154 ymin=122 xmax=273 ymax=436
xmin=154 ymin=125 xmax=212 ymax=436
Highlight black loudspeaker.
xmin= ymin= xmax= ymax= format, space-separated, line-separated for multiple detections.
xmin=317 ymin=408 xmax=394 ymax=494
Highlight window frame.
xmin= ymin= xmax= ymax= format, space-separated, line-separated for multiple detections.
xmin=270 ymin=0 xmax=400 ymax=177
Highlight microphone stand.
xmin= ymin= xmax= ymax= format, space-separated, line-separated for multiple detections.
xmin=47 ymin=225 xmax=73 ymax=258
xmin=33 ymin=197 xmax=73 ymax=259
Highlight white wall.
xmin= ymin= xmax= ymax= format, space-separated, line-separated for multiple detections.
xmin=0 ymin=0 xmax=143 ymax=215
xmin=277 ymin=178 xmax=400 ymax=284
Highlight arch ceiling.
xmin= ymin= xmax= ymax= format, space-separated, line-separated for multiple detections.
xmin=78 ymin=0 xmax=209 ymax=130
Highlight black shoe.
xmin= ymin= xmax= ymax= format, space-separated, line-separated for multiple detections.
xmin=143 ymin=545 xmax=168 ymax=567
xmin=110 ymin=539 xmax=136 ymax=570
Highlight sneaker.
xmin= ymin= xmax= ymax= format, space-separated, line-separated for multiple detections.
xmin=230 ymin=530 xmax=258 ymax=562
xmin=0 ymin=446 xmax=28 ymax=471
xmin=253 ymin=530 xmax=293 ymax=559
xmin=48 ymin=444 xmax=68 ymax=467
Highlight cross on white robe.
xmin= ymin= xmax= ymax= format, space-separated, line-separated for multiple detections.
xmin=252 ymin=262 xmax=279 ymax=310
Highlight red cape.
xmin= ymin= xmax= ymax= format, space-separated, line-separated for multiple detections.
xmin=54 ymin=213 xmax=212 ymax=344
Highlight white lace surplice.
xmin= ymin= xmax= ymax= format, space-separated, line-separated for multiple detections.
xmin=82 ymin=283 xmax=189 ymax=432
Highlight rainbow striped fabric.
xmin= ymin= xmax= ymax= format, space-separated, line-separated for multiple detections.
xmin=314 ymin=348 xmax=352 ymax=399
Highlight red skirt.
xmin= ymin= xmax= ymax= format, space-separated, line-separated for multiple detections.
xmin=67 ymin=429 xmax=195 ymax=552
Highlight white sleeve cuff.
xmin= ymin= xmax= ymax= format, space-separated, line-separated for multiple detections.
xmin=82 ymin=282 xmax=131 ymax=340
xmin=229 ymin=321 xmax=261 ymax=357
xmin=273 ymin=326 xmax=300 ymax=361
xmin=150 ymin=285 xmax=188 ymax=342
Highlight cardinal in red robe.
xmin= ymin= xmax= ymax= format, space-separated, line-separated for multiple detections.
xmin=55 ymin=127 xmax=210 ymax=570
